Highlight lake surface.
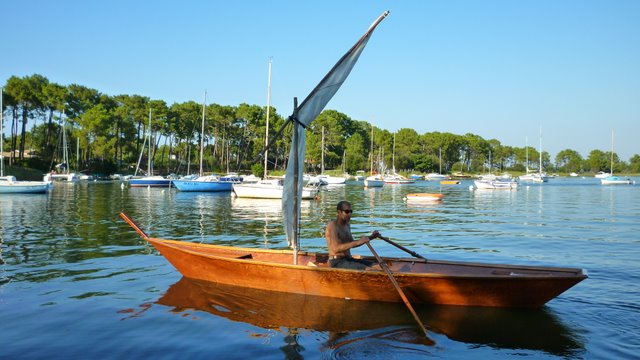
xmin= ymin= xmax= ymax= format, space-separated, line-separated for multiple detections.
xmin=1 ymin=177 xmax=639 ymax=359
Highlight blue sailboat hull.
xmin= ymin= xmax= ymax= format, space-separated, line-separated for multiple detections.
xmin=129 ymin=178 xmax=173 ymax=188
xmin=173 ymin=180 xmax=233 ymax=192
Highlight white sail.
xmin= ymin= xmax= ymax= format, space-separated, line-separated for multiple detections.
xmin=283 ymin=11 xmax=390 ymax=254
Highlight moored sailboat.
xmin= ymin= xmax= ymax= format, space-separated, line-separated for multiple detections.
xmin=173 ymin=92 xmax=236 ymax=192
xmin=601 ymin=130 xmax=633 ymax=185
xmin=383 ymin=133 xmax=414 ymax=184
xmin=364 ymin=124 xmax=384 ymax=187
xmin=0 ymin=87 xmax=51 ymax=193
xmin=128 ymin=108 xmax=173 ymax=188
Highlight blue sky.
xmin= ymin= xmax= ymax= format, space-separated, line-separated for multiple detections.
xmin=2 ymin=1 xmax=639 ymax=160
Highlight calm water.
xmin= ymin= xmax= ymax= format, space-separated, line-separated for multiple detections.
xmin=1 ymin=178 xmax=639 ymax=359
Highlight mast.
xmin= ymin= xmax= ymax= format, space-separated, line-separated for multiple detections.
xmin=610 ymin=130 xmax=614 ymax=175
xmin=76 ymin=137 xmax=80 ymax=174
xmin=148 ymin=108 xmax=152 ymax=176
xmin=370 ymin=125 xmax=374 ymax=175
xmin=264 ymin=58 xmax=272 ymax=179
xmin=321 ymin=126 xmax=325 ymax=174
xmin=292 ymin=98 xmax=300 ymax=265
xmin=200 ymin=91 xmax=207 ymax=177
xmin=439 ymin=147 xmax=442 ymax=174
xmin=62 ymin=115 xmax=69 ymax=175
xmin=134 ymin=127 xmax=146 ymax=177
xmin=525 ymin=136 xmax=529 ymax=173
xmin=392 ymin=132 xmax=396 ymax=173
xmin=539 ymin=128 xmax=542 ymax=176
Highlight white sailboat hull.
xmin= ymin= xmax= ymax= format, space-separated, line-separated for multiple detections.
xmin=233 ymin=179 xmax=319 ymax=199
xmin=0 ymin=176 xmax=51 ymax=194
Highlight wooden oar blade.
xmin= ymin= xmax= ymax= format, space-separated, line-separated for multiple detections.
xmin=366 ymin=242 xmax=432 ymax=343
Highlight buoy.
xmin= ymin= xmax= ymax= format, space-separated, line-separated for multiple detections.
xmin=405 ymin=193 xmax=444 ymax=202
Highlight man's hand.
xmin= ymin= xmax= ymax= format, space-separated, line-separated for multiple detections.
xmin=369 ymin=230 xmax=381 ymax=240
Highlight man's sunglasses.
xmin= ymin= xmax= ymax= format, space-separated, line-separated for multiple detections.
xmin=340 ymin=209 xmax=353 ymax=214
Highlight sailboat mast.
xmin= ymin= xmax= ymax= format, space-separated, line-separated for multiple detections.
xmin=76 ymin=137 xmax=79 ymax=173
xmin=439 ymin=147 xmax=442 ymax=174
xmin=148 ymin=108 xmax=152 ymax=176
xmin=392 ymin=133 xmax=396 ymax=173
xmin=292 ymin=98 xmax=300 ymax=265
xmin=63 ymin=115 xmax=68 ymax=175
xmin=200 ymin=91 xmax=207 ymax=177
xmin=539 ymin=128 xmax=542 ymax=175
xmin=321 ymin=126 xmax=325 ymax=174
xmin=611 ymin=130 xmax=614 ymax=175
xmin=370 ymin=125 xmax=374 ymax=175
xmin=264 ymin=58 xmax=272 ymax=179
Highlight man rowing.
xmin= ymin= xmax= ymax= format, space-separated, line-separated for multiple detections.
xmin=324 ymin=200 xmax=382 ymax=269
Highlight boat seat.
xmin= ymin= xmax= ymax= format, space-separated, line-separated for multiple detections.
xmin=236 ymin=254 xmax=253 ymax=259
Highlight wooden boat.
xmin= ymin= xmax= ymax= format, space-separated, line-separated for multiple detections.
xmin=405 ymin=193 xmax=444 ymax=202
xmin=120 ymin=212 xmax=586 ymax=308
xmin=440 ymin=180 xmax=460 ymax=185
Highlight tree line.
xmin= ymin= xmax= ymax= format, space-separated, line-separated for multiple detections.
xmin=2 ymin=74 xmax=639 ymax=176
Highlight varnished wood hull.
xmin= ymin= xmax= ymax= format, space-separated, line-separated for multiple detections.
xmin=146 ymin=237 xmax=586 ymax=308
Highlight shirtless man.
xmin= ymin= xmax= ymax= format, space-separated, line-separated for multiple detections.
xmin=324 ymin=200 xmax=382 ymax=269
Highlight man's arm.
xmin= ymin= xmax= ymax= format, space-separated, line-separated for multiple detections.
xmin=325 ymin=222 xmax=376 ymax=254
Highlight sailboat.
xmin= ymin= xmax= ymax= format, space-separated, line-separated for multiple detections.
xmin=173 ymin=92 xmax=237 ymax=192
xmin=120 ymin=11 xmax=586 ymax=315
xmin=128 ymin=109 xmax=173 ymax=188
xmin=425 ymin=148 xmax=447 ymax=180
xmin=233 ymin=59 xmax=320 ymax=199
xmin=474 ymin=150 xmax=517 ymax=190
xmin=43 ymin=111 xmax=80 ymax=183
xmin=0 ymin=87 xmax=52 ymax=193
xmin=364 ymin=124 xmax=384 ymax=187
xmin=519 ymin=131 xmax=548 ymax=183
xmin=383 ymin=133 xmax=414 ymax=184
xmin=601 ymin=130 xmax=632 ymax=185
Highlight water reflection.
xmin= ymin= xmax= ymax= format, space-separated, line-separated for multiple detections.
xmin=156 ymin=277 xmax=583 ymax=357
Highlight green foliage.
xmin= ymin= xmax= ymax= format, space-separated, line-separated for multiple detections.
xmin=251 ymin=163 xmax=264 ymax=177
xmin=2 ymin=73 xmax=639 ymax=176
xmin=629 ymin=155 xmax=640 ymax=174
xmin=555 ymin=149 xmax=584 ymax=173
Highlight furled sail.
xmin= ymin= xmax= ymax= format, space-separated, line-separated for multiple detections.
xmin=283 ymin=11 xmax=390 ymax=252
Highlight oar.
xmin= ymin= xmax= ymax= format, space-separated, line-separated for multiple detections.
xmin=119 ymin=212 xmax=149 ymax=240
xmin=379 ymin=236 xmax=427 ymax=261
xmin=365 ymin=242 xmax=431 ymax=340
